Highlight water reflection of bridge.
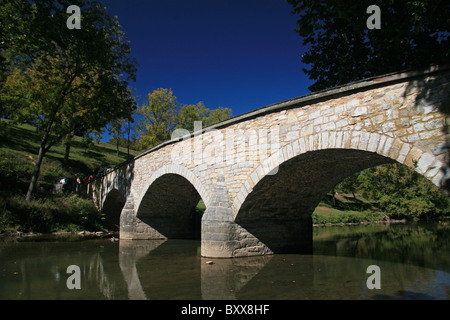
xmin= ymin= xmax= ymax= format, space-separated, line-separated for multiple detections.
xmin=1 ymin=235 xmax=448 ymax=299
xmin=118 ymin=240 xmax=276 ymax=300
xmin=116 ymin=237 xmax=450 ymax=300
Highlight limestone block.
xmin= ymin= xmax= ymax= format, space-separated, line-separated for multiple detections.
xmin=416 ymin=152 xmax=435 ymax=174
xmin=351 ymin=106 xmax=367 ymax=117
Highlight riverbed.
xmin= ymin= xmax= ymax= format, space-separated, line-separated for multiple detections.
xmin=0 ymin=221 xmax=449 ymax=300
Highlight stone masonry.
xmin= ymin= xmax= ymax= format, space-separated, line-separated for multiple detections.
xmin=92 ymin=66 xmax=450 ymax=258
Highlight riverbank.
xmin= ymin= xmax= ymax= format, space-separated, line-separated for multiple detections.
xmin=312 ymin=205 xmax=386 ymax=226
xmin=0 ymin=229 xmax=119 ymax=241
xmin=3 ymin=216 xmax=446 ymax=241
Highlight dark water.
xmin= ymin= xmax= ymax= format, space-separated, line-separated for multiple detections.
xmin=1 ymin=221 xmax=450 ymax=300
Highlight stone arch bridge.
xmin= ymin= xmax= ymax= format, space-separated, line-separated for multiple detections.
xmin=90 ymin=66 xmax=450 ymax=258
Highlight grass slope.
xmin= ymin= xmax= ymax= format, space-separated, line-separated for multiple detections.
xmin=312 ymin=193 xmax=386 ymax=225
xmin=0 ymin=120 xmax=137 ymax=196
xmin=0 ymin=120 xmax=137 ymax=233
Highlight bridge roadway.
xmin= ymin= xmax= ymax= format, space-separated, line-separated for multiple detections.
xmin=90 ymin=65 xmax=450 ymax=258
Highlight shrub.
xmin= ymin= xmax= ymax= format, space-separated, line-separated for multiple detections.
xmin=0 ymin=194 xmax=103 ymax=233
xmin=357 ymin=164 xmax=450 ymax=220
xmin=62 ymin=194 xmax=104 ymax=231
xmin=312 ymin=208 xmax=385 ymax=225
xmin=335 ymin=163 xmax=450 ymax=220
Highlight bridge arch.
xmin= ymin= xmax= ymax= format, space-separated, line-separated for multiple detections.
xmin=229 ymin=130 xmax=446 ymax=254
xmin=135 ymin=164 xmax=208 ymax=239
xmin=102 ymin=188 xmax=126 ymax=231
xmin=232 ymin=130 xmax=446 ymax=217
xmin=135 ymin=164 xmax=209 ymax=211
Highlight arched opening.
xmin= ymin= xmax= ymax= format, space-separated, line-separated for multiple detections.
xmin=136 ymin=173 xmax=205 ymax=239
xmin=102 ymin=189 xmax=126 ymax=231
xmin=316 ymin=161 xmax=450 ymax=222
xmin=234 ymin=149 xmax=395 ymax=254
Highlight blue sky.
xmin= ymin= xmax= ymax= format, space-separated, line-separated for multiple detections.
xmin=101 ymin=0 xmax=313 ymax=118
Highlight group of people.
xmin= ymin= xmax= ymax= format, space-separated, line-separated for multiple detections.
xmin=56 ymin=168 xmax=113 ymax=194
xmin=58 ymin=174 xmax=95 ymax=193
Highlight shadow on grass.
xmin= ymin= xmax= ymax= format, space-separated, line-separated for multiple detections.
xmin=321 ymin=193 xmax=375 ymax=212
xmin=82 ymin=150 xmax=106 ymax=159
xmin=0 ymin=124 xmax=41 ymax=155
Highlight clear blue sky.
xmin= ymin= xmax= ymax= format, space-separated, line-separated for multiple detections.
xmin=101 ymin=0 xmax=313 ymax=118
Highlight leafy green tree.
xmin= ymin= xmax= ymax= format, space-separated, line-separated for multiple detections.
xmin=108 ymin=118 xmax=127 ymax=156
xmin=336 ymin=172 xmax=360 ymax=199
xmin=136 ymin=89 xmax=232 ymax=150
xmin=0 ymin=0 xmax=138 ymax=201
xmin=135 ymin=88 xmax=179 ymax=150
xmin=356 ymin=163 xmax=449 ymax=219
xmin=287 ymin=0 xmax=450 ymax=91
xmin=177 ymin=102 xmax=232 ymax=132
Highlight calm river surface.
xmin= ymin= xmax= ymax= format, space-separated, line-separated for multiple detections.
xmin=1 ymin=221 xmax=449 ymax=300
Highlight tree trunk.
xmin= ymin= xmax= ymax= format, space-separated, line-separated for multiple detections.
xmin=64 ymin=141 xmax=71 ymax=167
xmin=26 ymin=111 xmax=55 ymax=201
xmin=26 ymin=143 xmax=46 ymax=201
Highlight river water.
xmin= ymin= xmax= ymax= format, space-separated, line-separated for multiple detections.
xmin=1 ymin=221 xmax=449 ymax=300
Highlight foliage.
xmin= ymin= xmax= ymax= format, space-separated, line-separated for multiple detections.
xmin=335 ymin=173 xmax=359 ymax=199
xmin=0 ymin=151 xmax=34 ymax=195
xmin=135 ymin=88 xmax=179 ymax=150
xmin=135 ymin=89 xmax=232 ymax=150
xmin=0 ymin=121 xmax=140 ymax=232
xmin=336 ymin=163 xmax=450 ymax=219
xmin=0 ymin=0 xmax=138 ymax=200
xmin=312 ymin=208 xmax=385 ymax=225
xmin=286 ymin=0 xmax=450 ymax=91
xmin=108 ymin=118 xmax=127 ymax=156
xmin=177 ymin=102 xmax=232 ymax=132
xmin=0 ymin=194 xmax=103 ymax=233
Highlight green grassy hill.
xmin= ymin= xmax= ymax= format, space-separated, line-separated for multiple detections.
xmin=0 ymin=120 xmax=137 ymax=196
xmin=0 ymin=120 xmax=138 ymax=233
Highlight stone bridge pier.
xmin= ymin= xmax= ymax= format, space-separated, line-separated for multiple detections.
xmin=92 ymin=66 xmax=450 ymax=258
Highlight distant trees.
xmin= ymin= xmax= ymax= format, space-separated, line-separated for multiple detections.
xmin=336 ymin=164 xmax=450 ymax=219
xmin=177 ymin=102 xmax=232 ymax=132
xmin=134 ymin=88 xmax=232 ymax=151
xmin=0 ymin=0 xmax=137 ymax=201
xmin=135 ymin=88 xmax=180 ymax=150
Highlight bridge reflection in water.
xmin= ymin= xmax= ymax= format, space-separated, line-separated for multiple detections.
xmin=118 ymin=239 xmax=276 ymax=300
xmin=1 ymin=222 xmax=449 ymax=300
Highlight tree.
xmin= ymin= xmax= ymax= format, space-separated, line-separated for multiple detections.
xmin=0 ymin=0 xmax=138 ymax=201
xmin=336 ymin=172 xmax=360 ymax=199
xmin=177 ymin=102 xmax=232 ymax=132
xmin=135 ymin=88 xmax=179 ymax=150
xmin=356 ymin=163 xmax=449 ymax=219
xmin=287 ymin=0 xmax=450 ymax=91
xmin=136 ymin=89 xmax=232 ymax=150
xmin=108 ymin=118 xmax=127 ymax=156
